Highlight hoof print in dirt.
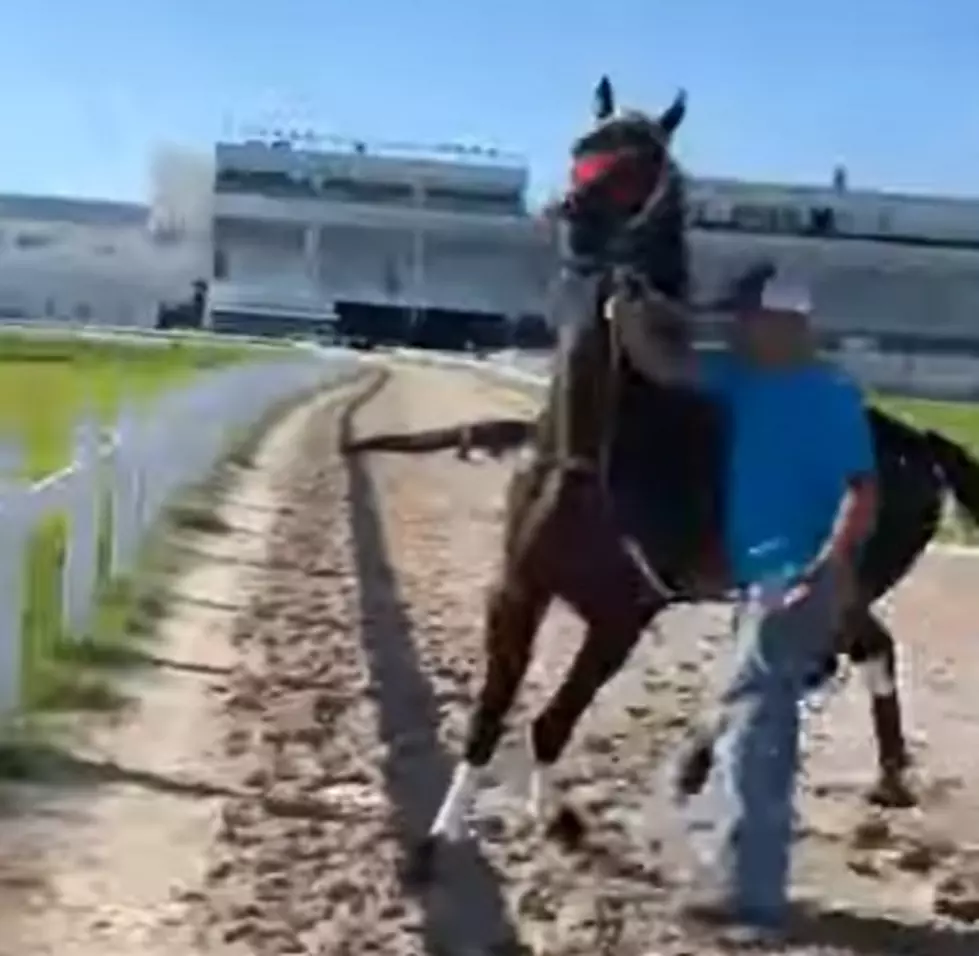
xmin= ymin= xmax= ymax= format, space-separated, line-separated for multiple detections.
xmin=865 ymin=773 xmax=918 ymax=809
xmin=846 ymin=853 xmax=882 ymax=879
xmin=674 ymin=738 xmax=713 ymax=800
xmin=934 ymin=871 xmax=979 ymax=924
xmin=545 ymin=805 xmax=587 ymax=849
xmin=895 ymin=837 xmax=955 ymax=875
xmin=850 ymin=816 xmax=895 ymax=852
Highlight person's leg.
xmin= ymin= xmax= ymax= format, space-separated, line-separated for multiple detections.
xmin=688 ymin=567 xmax=838 ymax=923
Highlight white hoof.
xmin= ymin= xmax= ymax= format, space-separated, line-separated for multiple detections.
xmin=429 ymin=762 xmax=478 ymax=842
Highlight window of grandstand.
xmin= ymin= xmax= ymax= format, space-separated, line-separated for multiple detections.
xmin=216 ymin=166 xmax=424 ymax=206
xmin=14 ymin=231 xmax=55 ymax=249
xmin=423 ymin=186 xmax=523 ymax=216
xmin=213 ymin=248 xmax=228 ymax=279
xmin=729 ymin=203 xmax=780 ymax=232
xmin=724 ymin=202 xmax=807 ymax=234
xmin=215 ymin=168 xmax=314 ymax=197
xmin=808 ymin=206 xmax=836 ymax=235
xmin=150 ymin=219 xmax=185 ymax=244
xmin=316 ymin=179 xmax=415 ymax=205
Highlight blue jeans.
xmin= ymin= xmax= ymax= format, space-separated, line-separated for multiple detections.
xmin=690 ymin=566 xmax=838 ymax=922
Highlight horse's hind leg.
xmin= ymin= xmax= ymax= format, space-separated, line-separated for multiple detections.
xmin=410 ymin=577 xmax=549 ymax=880
xmin=844 ymin=608 xmax=916 ymax=807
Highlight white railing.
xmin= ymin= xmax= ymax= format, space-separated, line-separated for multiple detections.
xmin=0 ymin=350 xmax=359 ymax=715
xmin=395 ymin=346 xmax=979 ymax=403
xmin=0 ymin=319 xmax=303 ymax=349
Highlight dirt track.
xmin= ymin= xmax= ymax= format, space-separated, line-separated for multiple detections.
xmin=5 ymin=363 xmax=979 ymax=955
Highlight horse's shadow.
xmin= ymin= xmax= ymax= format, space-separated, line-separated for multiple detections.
xmin=339 ymin=374 xmax=524 ymax=954
xmin=771 ymin=901 xmax=979 ymax=956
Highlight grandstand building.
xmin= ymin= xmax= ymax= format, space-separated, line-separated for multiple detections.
xmin=686 ymin=169 xmax=979 ymax=354
xmin=0 ymin=191 xmax=207 ymax=328
xmin=2 ymin=132 xmax=979 ymax=356
xmin=207 ymin=133 xmax=554 ymax=347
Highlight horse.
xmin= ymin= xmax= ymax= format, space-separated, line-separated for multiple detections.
xmin=400 ymin=77 xmax=979 ymax=882
xmin=404 ymin=77 xmax=735 ymax=881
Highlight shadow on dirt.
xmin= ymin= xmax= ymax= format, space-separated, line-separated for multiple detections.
xmin=342 ymin=416 xmax=533 ymax=459
xmin=340 ymin=373 xmax=525 ymax=954
xmin=0 ymin=741 xmax=243 ymax=802
xmin=768 ymin=900 xmax=979 ymax=956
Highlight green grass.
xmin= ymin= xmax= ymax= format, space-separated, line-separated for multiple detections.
xmin=875 ymin=394 xmax=979 ymax=450
xmin=873 ymin=393 xmax=979 ymax=543
xmin=10 ymin=363 xmax=350 ymax=734
xmin=0 ymin=334 xmax=259 ymax=478
xmin=0 ymin=332 xmax=270 ymax=715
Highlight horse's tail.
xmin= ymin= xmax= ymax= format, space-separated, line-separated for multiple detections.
xmin=924 ymin=429 xmax=979 ymax=525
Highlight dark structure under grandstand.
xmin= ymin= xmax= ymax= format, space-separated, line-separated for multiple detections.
xmin=333 ymin=301 xmax=554 ymax=351
xmin=156 ymin=280 xmax=208 ymax=330
xmin=208 ymin=306 xmax=337 ymax=340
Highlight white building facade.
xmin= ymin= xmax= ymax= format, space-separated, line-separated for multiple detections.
xmin=207 ymin=136 xmax=555 ymax=344
xmin=2 ymin=130 xmax=979 ymax=356
xmin=686 ymin=174 xmax=979 ymax=347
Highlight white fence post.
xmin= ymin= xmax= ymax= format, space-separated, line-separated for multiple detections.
xmin=0 ymin=438 xmax=25 ymax=712
xmin=61 ymin=414 xmax=102 ymax=639
xmin=110 ymin=402 xmax=142 ymax=578
xmin=0 ymin=347 xmax=354 ymax=715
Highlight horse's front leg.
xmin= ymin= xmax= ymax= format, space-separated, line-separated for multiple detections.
xmin=527 ymin=588 xmax=662 ymax=846
xmin=408 ymin=575 xmax=550 ymax=883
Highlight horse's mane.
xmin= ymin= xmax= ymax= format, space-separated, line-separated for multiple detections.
xmin=632 ymin=159 xmax=689 ymax=304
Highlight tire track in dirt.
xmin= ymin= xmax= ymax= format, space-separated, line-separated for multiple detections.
xmin=202 ymin=364 xmax=979 ymax=955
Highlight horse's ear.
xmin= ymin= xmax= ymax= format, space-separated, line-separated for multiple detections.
xmin=594 ymin=75 xmax=615 ymax=121
xmin=658 ymin=89 xmax=687 ymax=135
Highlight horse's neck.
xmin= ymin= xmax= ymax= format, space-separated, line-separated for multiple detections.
xmin=536 ymin=318 xmax=610 ymax=464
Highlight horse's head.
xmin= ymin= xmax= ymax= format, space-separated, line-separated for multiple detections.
xmin=546 ymin=76 xmax=692 ymax=386
xmin=556 ymin=75 xmax=689 ymax=304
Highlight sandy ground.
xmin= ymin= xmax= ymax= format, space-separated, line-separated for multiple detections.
xmin=4 ymin=363 xmax=979 ymax=955
xmin=0 ymin=383 xmax=362 ymax=956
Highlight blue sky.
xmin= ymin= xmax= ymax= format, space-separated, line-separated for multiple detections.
xmin=0 ymin=0 xmax=975 ymax=204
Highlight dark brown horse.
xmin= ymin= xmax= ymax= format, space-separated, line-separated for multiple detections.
xmin=402 ymin=78 xmax=979 ymax=881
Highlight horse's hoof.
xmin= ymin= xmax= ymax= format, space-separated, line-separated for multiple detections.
xmin=404 ymin=835 xmax=439 ymax=886
xmin=546 ymin=804 xmax=587 ymax=849
xmin=866 ymin=773 xmax=917 ymax=809
xmin=675 ymin=739 xmax=713 ymax=801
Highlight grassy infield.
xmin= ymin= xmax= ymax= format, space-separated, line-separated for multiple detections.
xmin=0 ymin=333 xmax=268 ymax=725
xmin=2 ymin=335 xmax=978 ymax=741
